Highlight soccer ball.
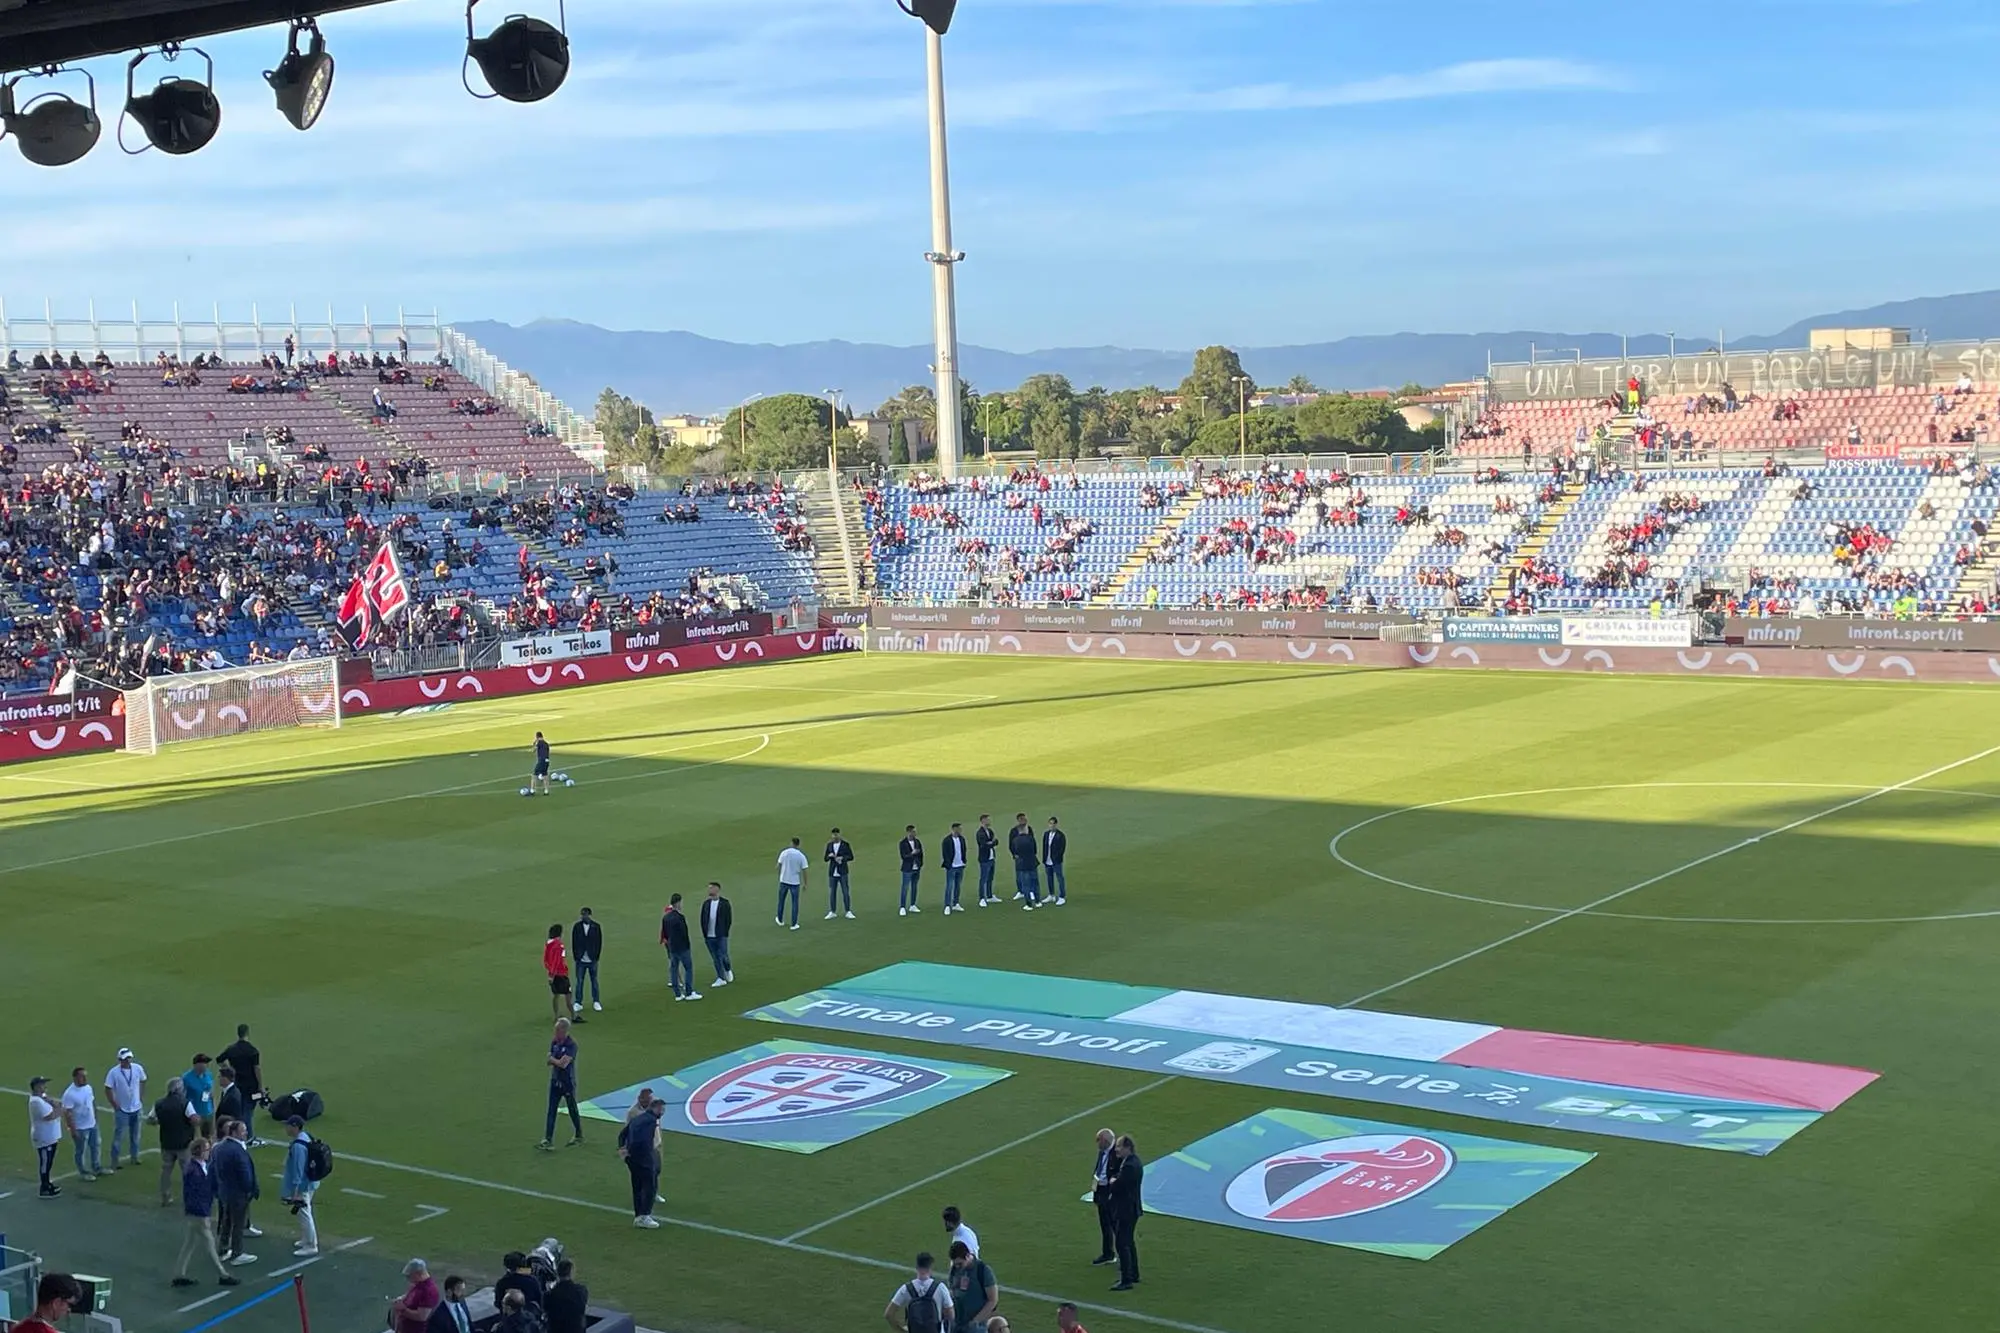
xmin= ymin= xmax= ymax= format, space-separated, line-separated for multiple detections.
xmin=520 ymin=787 xmax=533 ymax=797
xmin=561 ymin=775 xmax=575 ymax=787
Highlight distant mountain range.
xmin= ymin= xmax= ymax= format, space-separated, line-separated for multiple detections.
xmin=454 ymin=289 xmax=2000 ymax=419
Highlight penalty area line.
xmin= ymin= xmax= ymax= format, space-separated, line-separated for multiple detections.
xmin=339 ymin=1150 xmax=1235 ymax=1333
xmin=1342 ymin=740 xmax=2000 ymax=1007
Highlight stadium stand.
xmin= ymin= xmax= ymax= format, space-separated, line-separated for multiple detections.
xmin=865 ymin=457 xmax=2000 ymax=617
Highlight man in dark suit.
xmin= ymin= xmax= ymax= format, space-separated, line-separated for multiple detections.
xmin=569 ymin=908 xmax=604 ymax=1014
xmin=699 ymin=882 xmax=733 ymax=987
xmin=1008 ymin=813 xmax=1040 ymax=910
xmin=1108 ymin=1134 xmax=1143 ymax=1291
xmin=940 ymin=822 xmax=969 ymax=914
xmin=426 ymin=1277 xmax=472 ymax=1333
xmin=974 ymin=814 xmax=998 ymax=906
xmin=898 ymin=825 xmax=924 ymax=916
xmin=544 ymin=1258 xmax=588 ymax=1333
xmin=824 ymin=828 xmax=855 ymax=919
xmin=1090 ymin=1127 xmax=1118 ymax=1267
xmin=1042 ymin=816 xmax=1068 ymax=905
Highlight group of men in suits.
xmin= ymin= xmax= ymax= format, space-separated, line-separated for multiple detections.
xmin=827 ymin=813 xmax=1068 ymax=920
xmin=1091 ymin=1129 xmax=1144 ymax=1292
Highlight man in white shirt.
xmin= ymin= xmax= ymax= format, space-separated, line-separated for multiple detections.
xmin=883 ymin=1252 xmax=952 ymax=1332
xmin=104 ymin=1048 xmax=147 ymax=1170
xmin=775 ymin=837 xmax=809 ymax=931
xmin=942 ymin=1205 xmax=978 ymax=1259
xmin=27 ymin=1075 xmax=63 ymax=1197
xmin=60 ymin=1067 xmax=101 ymax=1181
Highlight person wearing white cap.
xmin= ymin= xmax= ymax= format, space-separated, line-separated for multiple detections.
xmin=104 ymin=1048 xmax=147 ymax=1170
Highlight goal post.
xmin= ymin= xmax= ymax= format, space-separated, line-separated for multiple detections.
xmin=122 ymin=656 xmax=342 ymax=756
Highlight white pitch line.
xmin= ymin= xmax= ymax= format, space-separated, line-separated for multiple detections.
xmin=265 ymin=1255 xmax=323 ymax=1278
xmin=176 ymin=1290 xmax=236 ymax=1313
xmin=1342 ymin=741 xmax=2000 ymax=1006
xmin=783 ymin=1076 xmax=1172 ymax=1243
xmin=339 ymin=1151 xmax=1235 ymax=1333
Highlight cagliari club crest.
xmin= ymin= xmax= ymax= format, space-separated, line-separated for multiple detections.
xmin=686 ymin=1052 xmax=946 ymax=1126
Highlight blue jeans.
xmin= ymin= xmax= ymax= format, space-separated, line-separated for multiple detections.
xmin=977 ymin=861 xmax=995 ymax=901
xmin=705 ymin=936 xmax=731 ymax=981
xmin=900 ymin=869 xmax=921 ymax=909
xmin=1044 ymin=863 xmax=1067 ymax=901
xmin=71 ymin=1126 xmax=101 ymax=1175
xmin=669 ymin=947 xmax=695 ymax=997
xmin=1016 ymin=867 xmax=1041 ymax=904
xmin=112 ymin=1108 xmax=143 ymax=1164
xmin=944 ymin=866 xmax=965 ymax=908
xmin=575 ymin=959 xmax=600 ymax=1004
xmin=776 ymin=881 xmax=800 ymax=927
xmin=827 ymin=870 xmax=851 ymax=913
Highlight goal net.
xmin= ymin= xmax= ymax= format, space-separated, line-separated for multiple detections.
xmin=123 ymin=656 xmax=342 ymax=755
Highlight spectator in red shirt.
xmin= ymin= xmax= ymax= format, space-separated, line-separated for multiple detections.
xmin=543 ymin=926 xmax=573 ymax=1022
xmin=14 ymin=1273 xmax=82 ymax=1333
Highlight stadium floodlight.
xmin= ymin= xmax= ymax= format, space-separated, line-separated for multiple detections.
xmin=266 ymin=18 xmax=334 ymax=131
xmin=0 ymin=66 xmax=102 ymax=167
xmin=897 ymin=0 xmax=957 ymax=35
xmin=120 ymin=45 xmax=221 ymax=155
xmin=464 ymin=0 xmax=569 ymax=103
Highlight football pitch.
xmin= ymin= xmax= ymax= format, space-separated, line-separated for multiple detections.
xmin=5 ymin=653 xmax=2000 ymax=1333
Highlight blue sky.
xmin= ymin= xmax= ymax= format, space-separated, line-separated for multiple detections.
xmin=6 ymin=0 xmax=2000 ymax=350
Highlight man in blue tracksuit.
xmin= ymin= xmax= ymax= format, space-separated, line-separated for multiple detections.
xmin=898 ymin=826 xmax=924 ymax=916
xmin=1042 ymin=816 xmax=1068 ymax=905
xmin=1008 ymin=813 xmax=1040 ymax=910
xmin=974 ymin=815 xmax=998 ymax=906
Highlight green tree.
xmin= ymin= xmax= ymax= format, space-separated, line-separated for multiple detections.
xmin=1295 ymin=394 xmax=1415 ymax=453
xmin=1193 ymin=409 xmax=1300 ymax=458
xmin=595 ymin=387 xmax=663 ymax=468
xmin=1178 ymin=345 xmax=1253 ymax=420
xmin=1129 ymin=408 xmax=1197 ymax=457
xmin=1285 ymin=374 xmax=1319 ymax=396
xmin=718 ymin=393 xmax=865 ymax=471
xmin=1017 ymin=373 xmax=1079 ymax=458
xmin=1397 ymin=381 xmax=1427 ymax=399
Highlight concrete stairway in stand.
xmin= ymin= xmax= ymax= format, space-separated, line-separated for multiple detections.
xmin=1485 ymin=479 xmax=1580 ymax=607
xmin=1092 ymin=491 xmax=1204 ymax=607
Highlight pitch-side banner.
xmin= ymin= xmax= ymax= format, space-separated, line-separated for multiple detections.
xmin=1559 ymin=616 xmax=1693 ymax=648
xmin=578 ymin=1039 xmax=1009 ymax=1154
xmin=497 ymin=628 xmax=613 ymax=668
xmin=750 ymin=963 xmax=1878 ymax=1155
xmin=1726 ymin=617 xmax=2000 ymax=653
xmin=869 ymin=605 xmax=1415 ymax=639
xmin=1146 ymin=1108 xmax=1593 ymax=1260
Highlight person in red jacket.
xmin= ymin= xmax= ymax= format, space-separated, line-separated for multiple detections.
xmin=543 ymin=926 xmax=574 ymax=1022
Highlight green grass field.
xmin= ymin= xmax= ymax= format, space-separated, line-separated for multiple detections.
xmin=5 ymin=653 xmax=2000 ymax=1333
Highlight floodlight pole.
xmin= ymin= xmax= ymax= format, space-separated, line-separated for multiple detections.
xmin=923 ymin=25 xmax=964 ymax=480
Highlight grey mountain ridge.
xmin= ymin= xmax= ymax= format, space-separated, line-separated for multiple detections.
xmin=454 ymin=289 xmax=2000 ymax=418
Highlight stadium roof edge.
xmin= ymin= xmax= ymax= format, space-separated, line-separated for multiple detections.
xmin=0 ymin=0 xmax=395 ymax=73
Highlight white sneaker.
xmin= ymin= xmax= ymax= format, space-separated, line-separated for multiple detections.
xmin=571 ymin=1003 xmax=582 ymax=1014
xmin=843 ymin=912 xmax=855 ymax=920
xmin=775 ymin=916 xmax=784 ymax=926
xmin=1024 ymin=902 xmax=1036 ymax=911
xmin=790 ymin=923 xmax=800 ymax=931
xmin=592 ymin=1001 xmax=603 ymax=1011
xmin=229 ymin=1254 xmax=257 ymax=1266
xmin=712 ymin=977 xmax=728 ymax=988
xmin=979 ymin=900 xmax=989 ymax=907
xmin=245 ymin=1227 xmax=263 ymax=1237
xmin=726 ymin=970 xmax=736 ymax=981
xmin=909 ymin=905 xmax=921 ymax=913
xmin=899 ymin=907 xmax=907 ymax=917
xmin=634 ymin=1216 xmax=660 ymax=1229
xmin=293 ymin=1247 xmax=318 ymax=1258
xmin=825 ymin=911 xmax=836 ymax=920
xmin=687 ymin=991 xmax=703 ymax=1000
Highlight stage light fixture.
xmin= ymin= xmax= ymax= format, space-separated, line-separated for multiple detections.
xmin=1 ymin=66 xmax=102 ymax=167
xmin=266 ymin=19 xmax=334 ymax=131
xmin=121 ymin=46 xmax=221 ymax=155
xmin=464 ymin=0 xmax=569 ymax=103
xmin=897 ymin=0 xmax=957 ymax=36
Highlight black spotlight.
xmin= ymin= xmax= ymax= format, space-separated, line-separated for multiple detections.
xmin=897 ymin=0 xmax=957 ymax=35
xmin=266 ymin=19 xmax=334 ymax=131
xmin=464 ymin=0 xmax=569 ymax=103
xmin=1 ymin=66 xmax=102 ymax=167
xmin=121 ymin=46 xmax=221 ymax=155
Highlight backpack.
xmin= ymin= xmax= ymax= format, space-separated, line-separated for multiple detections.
xmin=903 ymin=1280 xmax=943 ymax=1333
xmin=303 ymin=1136 xmax=334 ymax=1182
